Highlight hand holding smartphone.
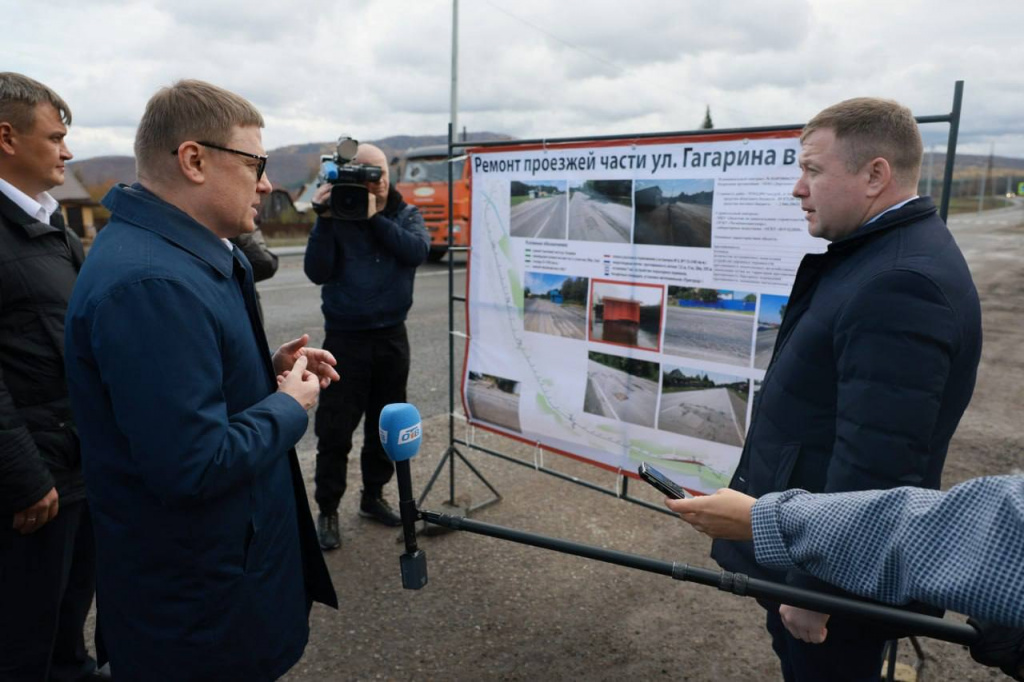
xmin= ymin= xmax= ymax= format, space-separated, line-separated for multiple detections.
xmin=638 ymin=462 xmax=692 ymax=499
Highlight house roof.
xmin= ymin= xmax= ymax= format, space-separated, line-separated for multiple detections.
xmin=293 ymin=182 xmax=318 ymax=212
xmin=49 ymin=169 xmax=96 ymax=205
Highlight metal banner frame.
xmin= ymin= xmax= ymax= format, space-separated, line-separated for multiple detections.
xmin=421 ymin=81 xmax=965 ymax=517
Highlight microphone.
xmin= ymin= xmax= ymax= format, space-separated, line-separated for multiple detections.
xmin=379 ymin=403 xmax=428 ymax=589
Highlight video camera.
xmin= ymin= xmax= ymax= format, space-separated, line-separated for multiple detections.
xmin=317 ymin=136 xmax=383 ymax=220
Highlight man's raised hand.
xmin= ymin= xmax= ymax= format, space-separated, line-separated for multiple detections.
xmin=273 ymin=334 xmax=340 ymax=389
xmin=277 ymin=355 xmax=321 ymax=410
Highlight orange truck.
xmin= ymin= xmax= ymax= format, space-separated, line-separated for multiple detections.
xmin=395 ymin=145 xmax=470 ymax=262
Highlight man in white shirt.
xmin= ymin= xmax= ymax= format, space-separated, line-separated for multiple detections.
xmin=0 ymin=72 xmax=97 ymax=681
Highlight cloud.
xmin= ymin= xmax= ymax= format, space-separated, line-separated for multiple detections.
xmin=3 ymin=0 xmax=1022 ymax=157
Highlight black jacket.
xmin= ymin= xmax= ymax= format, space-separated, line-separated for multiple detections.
xmin=713 ymin=197 xmax=982 ymax=594
xmin=304 ymin=187 xmax=429 ymax=331
xmin=0 ymin=190 xmax=85 ymax=517
xmin=230 ymin=227 xmax=278 ymax=283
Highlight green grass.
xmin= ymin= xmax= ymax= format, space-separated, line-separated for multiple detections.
xmin=510 ymin=195 xmax=532 ymax=207
xmin=945 ymin=197 xmax=1013 ymax=215
xmin=266 ymin=236 xmax=309 ymax=247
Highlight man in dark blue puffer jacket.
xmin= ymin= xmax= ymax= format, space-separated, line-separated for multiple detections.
xmin=711 ymin=97 xmax=982 ymax=682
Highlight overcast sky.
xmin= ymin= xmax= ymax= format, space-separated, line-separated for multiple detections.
xmin=7 ymin=0 xmax=1022 ymax=161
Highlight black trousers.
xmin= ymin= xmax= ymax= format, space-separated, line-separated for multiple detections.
xmin=0 ymin=499 xmax=96 ymax=682
xmin=766 ymin=604 xmax=887 ymax=682
xmin=314 ymin=324 xmax=410 ymax=514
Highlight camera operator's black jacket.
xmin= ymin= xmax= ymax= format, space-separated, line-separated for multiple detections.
xmin=304 ymin=187 xmax=429 ymax=331
xmin=0 ymin=191 xmax=85 ymax=519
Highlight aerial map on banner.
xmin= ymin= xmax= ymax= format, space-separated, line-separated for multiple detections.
xmin=461 ymin=132 xmax=825 ymax=495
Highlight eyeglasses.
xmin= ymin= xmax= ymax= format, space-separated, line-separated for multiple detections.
xmin=170 ymin=141 xmax=267 ymax=182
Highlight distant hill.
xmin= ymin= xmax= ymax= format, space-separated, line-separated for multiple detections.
xmin=71 ymin=132 xmax=514 ymax=197
xmin=71 ymin=137 xmax=1023 ymax=200
xmin=922 ymin=152 xmax=1024 ymax=173
xmin=72 ymin=155 xmax=137 ymax=192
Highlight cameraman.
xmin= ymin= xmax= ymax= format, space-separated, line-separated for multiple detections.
xmin=304 ymin=143 xmax=429 ymax=551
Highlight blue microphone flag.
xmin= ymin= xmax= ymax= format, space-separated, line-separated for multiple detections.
xmin=379 ymin=403 xmax=422 ymax=462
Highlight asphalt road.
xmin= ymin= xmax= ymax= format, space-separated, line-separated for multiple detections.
xmin=947 ymin=198 xmax=1024 ymax=260
xmin=754 ymin=326 xmax=778 ymax=370
xmin=257 ymin=251 xmax=468 ymax=434
xmin=465 ymin=379 xmax=522 ymax=433
xmin=663 ymin=307 xmax=754 ymax=366
xmin=567 ymin=192 xmax=632 ymax=243
xmin=510 ymin=195 xmax=567 ymax=239
xmin=658 ymin=387 xmax=746 ymax=447
xmin=583 ymin=360 xmax=658 ymax=428
xmin=634 ymin=202 xmax=712 ymax=247
xmin=524 ymin=297 xmax=587 ymax=339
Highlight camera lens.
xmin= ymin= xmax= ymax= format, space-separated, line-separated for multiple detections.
xmin=330 ymin=184 xmax=370 ymax=220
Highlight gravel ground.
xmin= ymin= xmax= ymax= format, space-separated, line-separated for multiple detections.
xmin=283 ymin=212 xmax=1024 ymax=681
xmin=86 ymin=210 xmax=1023 ymax=681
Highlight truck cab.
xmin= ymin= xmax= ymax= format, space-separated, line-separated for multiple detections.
xmin=395 ymin=145 xmax=470 ymax=262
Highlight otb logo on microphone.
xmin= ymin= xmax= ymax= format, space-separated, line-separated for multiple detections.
xmin=398 ymin=423 xmax=422 ymax=444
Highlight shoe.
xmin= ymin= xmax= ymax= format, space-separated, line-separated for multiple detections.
xmin=358 ymin=490 xmax=402 ymax=527
xmin=317 ymin=512 xmax=342 ymax=551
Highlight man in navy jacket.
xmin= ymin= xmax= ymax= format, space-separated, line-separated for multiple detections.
xmin=710 ymin=98 xmax=982 ymax=681
xmin=304 ymin=143 xmax=429 ymax=551
xmin=64 ymin=80 xmax=338 ymax=680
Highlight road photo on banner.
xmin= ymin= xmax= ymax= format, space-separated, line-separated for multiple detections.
xmin=523 ymin=272 xmax=589 ymax=340
xmin=589 ymin=280 xmax=663 ymax=351
xmin=633 ymin=178 xmax=714 ymax=247
xmin=584 ymin=351 xmax=660 ymax=428
xmin=465 ymin=372 xmax=523 ymax=433
xmin=510 ymin=180 xmax=568 ymax=239
xmin=663 ymin=286 xmax=756 ymax=366
xmin=755 ymin=294 xmax=788 ymax=370
xmin=658 ymin=365 xmax=749 ymax=447
xmin=567 ymin=179 xmax=633 ymax=243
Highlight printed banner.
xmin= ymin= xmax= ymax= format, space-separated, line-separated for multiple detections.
xmin=461 ymin=131 xmax=824 ymax=494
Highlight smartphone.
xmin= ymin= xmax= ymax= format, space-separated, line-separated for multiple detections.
xmin=638 ymin=462 xmax=691 ymax=499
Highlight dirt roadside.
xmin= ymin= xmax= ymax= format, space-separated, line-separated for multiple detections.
xmin=283 ymin=207 xmax=1023 ymax=681
xmin=82 ymin=207 xmax=1022 ymax=681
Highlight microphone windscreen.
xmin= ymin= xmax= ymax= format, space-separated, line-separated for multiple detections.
xmin=378 ymin=403 xmax=422 ymax=462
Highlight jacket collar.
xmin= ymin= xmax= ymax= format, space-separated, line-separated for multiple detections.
xmin=827 ymin=196 xmax=937 ymax=253
xmin=0 ymin=185 xmax=64 ymax=239
xmin=102 ymin=183 xmax=235 ymax=279
xmin=383 ymin=185 xmax=405 ymax=216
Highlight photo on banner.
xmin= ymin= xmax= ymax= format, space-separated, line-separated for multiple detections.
xmin=510 ymin=180 xmax=568 ymax=239
xmin=523 ymin=272 xmax=589 ymax=340
xmin=567 ymin=179 xmax=633 ymax=243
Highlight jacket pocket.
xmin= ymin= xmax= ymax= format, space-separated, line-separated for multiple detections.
xmin=36 ymin=425 xmax=80 ymax=472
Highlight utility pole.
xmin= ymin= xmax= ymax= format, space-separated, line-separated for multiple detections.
xmin=977 ymin=142 xmax=993 ymax=214
xmin=450 ymin=0 xmax=459 ymax=145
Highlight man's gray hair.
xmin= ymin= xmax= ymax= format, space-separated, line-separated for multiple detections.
xmin=802 ymin=97 xmax=923 ymax=188
xmin=0 ymin=72 xmax=72 ymax=131
xmin=135 ymin=79 xmax=264 ymax=182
